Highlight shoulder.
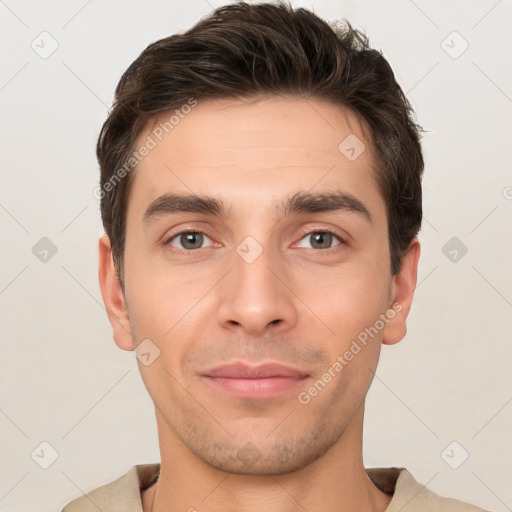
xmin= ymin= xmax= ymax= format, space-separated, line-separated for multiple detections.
xmin=60 ymin=464 xmax=159 ymax=512
xmin=388 ymin=468 xmax=490 ymax=512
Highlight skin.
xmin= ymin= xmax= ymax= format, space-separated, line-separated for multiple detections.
xmin=98 ymin=96 xmax=420 ymax=512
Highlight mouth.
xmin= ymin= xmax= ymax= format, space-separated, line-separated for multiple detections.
xmin=200 ymin=362 xmax=309 ymax=399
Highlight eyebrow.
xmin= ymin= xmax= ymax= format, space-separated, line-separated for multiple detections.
xmin=142 ymin=191 xmax=373 ymax=226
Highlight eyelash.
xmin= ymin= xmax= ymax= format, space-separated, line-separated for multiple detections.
xmin=164 ymin=227 xmax=346 ymax=253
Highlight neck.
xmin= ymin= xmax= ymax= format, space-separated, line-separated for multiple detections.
xmin=143 ymin=405 xmax=392 ymax=512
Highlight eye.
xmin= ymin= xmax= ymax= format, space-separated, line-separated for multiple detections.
xmin=295 ymin=230 xmax=343 ymax=250
xmin=166 ymin=230 xmax=214 ymax=251
xmin=165 ymin=229 xmax=345 ymax=252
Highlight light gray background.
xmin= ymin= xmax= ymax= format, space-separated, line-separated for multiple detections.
xmin=1 ymin=1 xmax=511 ymax=511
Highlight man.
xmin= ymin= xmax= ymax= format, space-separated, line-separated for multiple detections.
xmin=62 ymin=1 xmax=488 ymax=511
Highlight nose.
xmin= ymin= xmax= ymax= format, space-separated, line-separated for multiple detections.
xmin=215 ymin=240 xmax=298 ymax=336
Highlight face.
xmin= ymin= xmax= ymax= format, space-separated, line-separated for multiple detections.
xmin=99 ymin=96 xmax=419 ymax=475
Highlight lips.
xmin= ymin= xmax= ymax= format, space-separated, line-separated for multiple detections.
xmin=203 ymin=362 xmax=308 ymax=379
xmin=200 ymin=362 xmax=309 ymax=398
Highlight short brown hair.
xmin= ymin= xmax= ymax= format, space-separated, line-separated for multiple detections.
xmin=97 ymin=0 xmax=423 ymax=286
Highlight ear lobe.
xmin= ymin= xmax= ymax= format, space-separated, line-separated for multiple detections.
xmin=382 ymin=238 xmax=421 ymax=346
xmin=98 ymin=233 xmax=134 ymax=351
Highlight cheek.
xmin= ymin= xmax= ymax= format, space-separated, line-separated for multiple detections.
xmin=124 ymin=262 xmax=211 ymax=378
xmin=124 ymin=250 xmax=200 ymax=330
xmin=296 ymin=260 xmax=390 ymax=341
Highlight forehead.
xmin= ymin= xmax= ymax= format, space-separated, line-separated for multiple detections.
xmin=127 ymin=96 xmax=385 ymax=224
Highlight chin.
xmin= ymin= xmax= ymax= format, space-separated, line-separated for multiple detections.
xmin=188 ymin=431 xmax=340 ymax=476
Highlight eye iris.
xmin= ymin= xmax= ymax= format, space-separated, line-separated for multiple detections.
xmin=311 ymin=232 xmax=332 ymax=249
xmin=181 ymin=232 xmax=203 ymax=249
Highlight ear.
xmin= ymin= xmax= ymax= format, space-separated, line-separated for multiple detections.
xmin=382 ymin=238 xmax=421 ymax=346
xmin=98 ymin=233 xmax=134 ymax=351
